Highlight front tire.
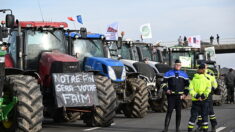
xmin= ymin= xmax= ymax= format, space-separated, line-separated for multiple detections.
xmin=123 ymin=78 xmax=149 ymax=118
xmin=84 ymin=75 xmax=117 ymax=127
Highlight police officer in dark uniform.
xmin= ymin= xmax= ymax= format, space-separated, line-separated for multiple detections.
xmin=162 ymin=59 xmax=189 ymax=132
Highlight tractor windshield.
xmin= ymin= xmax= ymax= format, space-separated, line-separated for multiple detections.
xmin=139 ymin=45 xmax=152 ymax=61
xmin=25 ymin=30 xmax=66 ymax=69
xmin=73 ymin=39 xmax=104 ymax=60
xmin=170 ymin=51 xmax=195 ymax=68
xmin=26 ymin=30 xmax=66 ymax=56
xmin=120 ymin=44 xmax=132 ymax=60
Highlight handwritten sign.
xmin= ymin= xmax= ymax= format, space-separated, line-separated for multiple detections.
xmin=52 ymin=72 xmax=99 ymax=107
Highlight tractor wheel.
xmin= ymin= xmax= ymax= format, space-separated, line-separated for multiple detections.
xmin=84 ymin=75 xmax=117 ymax=127
xmin=149 ymin=92 xmax=168 ymax=112
xmin=218 ymin=78 xmax=227 ymax=104
xmin=0 ymin=75 xmax=43 ymax=132
xmin=214 ymin=78 xmax=227 ymax=106
xmin=123 ymin=78 xmax=149 ymax=118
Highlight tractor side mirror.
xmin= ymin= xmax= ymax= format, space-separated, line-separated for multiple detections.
xmin=5 ymin=14 xmax=15 ymax=28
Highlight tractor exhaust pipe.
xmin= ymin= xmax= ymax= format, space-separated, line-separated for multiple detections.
xmin=16 ymin=20 xmax=24 ymax=70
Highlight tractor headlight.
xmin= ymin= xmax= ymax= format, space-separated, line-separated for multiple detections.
xmin=0 ymin=57 xmax=5 ymax=63
xmin=108 ymin=66 xmax=117 ymax=80
xmin=121 ymin=67 xmax=126 ymax=80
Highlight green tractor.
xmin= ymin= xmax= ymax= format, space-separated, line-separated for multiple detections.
xmin=167 ymin=45 xmax=227 ymax=106
xmin=0 ymin=9 xmax=43 ymax=131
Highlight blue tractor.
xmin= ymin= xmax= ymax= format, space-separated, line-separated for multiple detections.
xmin=66 ymin=28 xmax=149 ymax=118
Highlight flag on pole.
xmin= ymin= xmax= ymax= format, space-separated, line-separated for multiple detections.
xmin=67 ymin=17 xmax=75 ymax=21
xmin=77 ymin=15 xmax=83 ymax=24
xmin=105 ymin=22 xmax=118 ymax=40
xmin=140 ymin=23 xmax=152 ymax=39
xmin=188 ymin=35 xmax=201 ymax=48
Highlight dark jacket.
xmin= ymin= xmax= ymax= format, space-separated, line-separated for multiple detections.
xmin=225 ymin=72 xmax=235 ymax=87
xmin=163 ymin=69 xmax=189 ymax=95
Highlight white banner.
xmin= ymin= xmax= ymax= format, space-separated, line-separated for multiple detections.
xmin=188 ymin=35 xmax=201 ymax=48
xmin=179 ymin=56 xmax=192 ymax=68
xmin=205 ymin=46 xmax=216 ymax=61
xmin=140 ymin=23 xmax=152 ymax=39
xmin=105 ymin=22 xmax=118 ymax=40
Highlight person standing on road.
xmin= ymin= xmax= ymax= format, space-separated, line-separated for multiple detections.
xmin=162 ymin=59 xmax=189 ymax=132
xmin=188 ymin=64 xmax=211 ymax=132
xmin=197 ymin=64 xmax=218 ymax=132
xmin=216 ymin=34 xmax=220 ymax=45
xmin=210 ymin=36 xmax=214 ymax=44
xmin=225 ymin=68 xmax=235 ymax=104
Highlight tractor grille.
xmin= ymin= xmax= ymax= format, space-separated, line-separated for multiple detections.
xmin=51 ymin=61 xmax=81 ymax=73
xmin=112 ymin=66 xmax=123 ymax=79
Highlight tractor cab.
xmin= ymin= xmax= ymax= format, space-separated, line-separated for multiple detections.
xmin=66 ymin=30 xmax=126 ymax=82
xmin=167 ymin=46 xmax=203 ymax=79
xmin=8 ymin=21 xmax=68 ymax=70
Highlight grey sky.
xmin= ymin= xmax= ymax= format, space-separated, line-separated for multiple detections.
xmin=1 ymin=0 xmax=235 ymax=68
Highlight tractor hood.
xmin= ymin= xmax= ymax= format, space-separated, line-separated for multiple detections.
xmin=39 ymin=51 xmax=80 ymax=87
xmin=86 ymin=57 xmax=124 ymax=67
xmin=84 ymin=57 xmax=126 ymax=82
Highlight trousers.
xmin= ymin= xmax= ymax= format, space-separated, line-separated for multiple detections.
xmin=188 ymin=100 xmax=209 ymax=132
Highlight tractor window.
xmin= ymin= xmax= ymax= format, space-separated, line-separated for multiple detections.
xmin=139 ymin=45 xmax=152 ymax=61
xmin=170 ymin=52 xmax=195 ymax=68
xmin=25 ymin=30 xmax=66 ymax=70
xmin=73 ymin=39 xmax=104 ymax=60
xmin=120 ymin=45 xmax=131 ymax=60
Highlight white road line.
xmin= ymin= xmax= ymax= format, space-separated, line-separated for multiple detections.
xmin=216 ymin=127 xmax=226 ymax=132
xmin=83 ymin=123 xmax=115 ymax=131
xmin=111 ymin=123 xmax=116 ymax=126
xmin=83 ymin=127 xmax=100 ymax=132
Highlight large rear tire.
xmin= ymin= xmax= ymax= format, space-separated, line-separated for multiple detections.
xmin=0 ymin=75 xmax=43 ymax=132
xmin=215 ymin=78 xmax=227 ymax=106
xmin=84 ymin=75 xmax=117 ymax=127
xmin=123 ymin=78 xmax=149 ymax=118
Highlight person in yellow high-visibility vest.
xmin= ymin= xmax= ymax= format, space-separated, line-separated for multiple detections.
xmin=188 ymin=64 xmax=211 ymax=132
xmin=197 ymin=64 xmax=218 ymax=132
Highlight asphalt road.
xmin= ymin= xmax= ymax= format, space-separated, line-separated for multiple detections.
xmin=43 ymin=103 xmax=235 ymax=132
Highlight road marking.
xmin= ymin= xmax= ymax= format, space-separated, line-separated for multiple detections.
xmin=83 ymin=127 xmax=100 ymax=131
xmin=111 ymin=123 xmax=116 ymax=126
xmin=83 ymin=123 xmax=115 ymax=131
xmin=216 ymin=127 xmax=226 ymax=132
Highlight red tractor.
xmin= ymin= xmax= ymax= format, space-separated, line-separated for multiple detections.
xmin=4 ymin=20 xmax=116 ymax=130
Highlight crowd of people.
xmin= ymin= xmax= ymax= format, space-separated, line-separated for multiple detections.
xmin=177 ymin=34 xmax=220 ymax=45
xmin=162 ymin=60 xmax=234 ymax=132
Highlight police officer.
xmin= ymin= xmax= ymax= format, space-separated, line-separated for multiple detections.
xmin=162 ymin=59 xmax=189 ymax=132
xmin=188 ymin=64 xmax=211 ymax=132
xmin=197 ymin=64 xmax=218 ymax=132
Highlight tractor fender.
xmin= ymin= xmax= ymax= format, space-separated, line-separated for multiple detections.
xmin=5 ymin=68 xmax=42 ymax=83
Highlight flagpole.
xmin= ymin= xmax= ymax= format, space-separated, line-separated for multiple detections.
xmin=73 ymin=21 xmax=77 ymax=30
